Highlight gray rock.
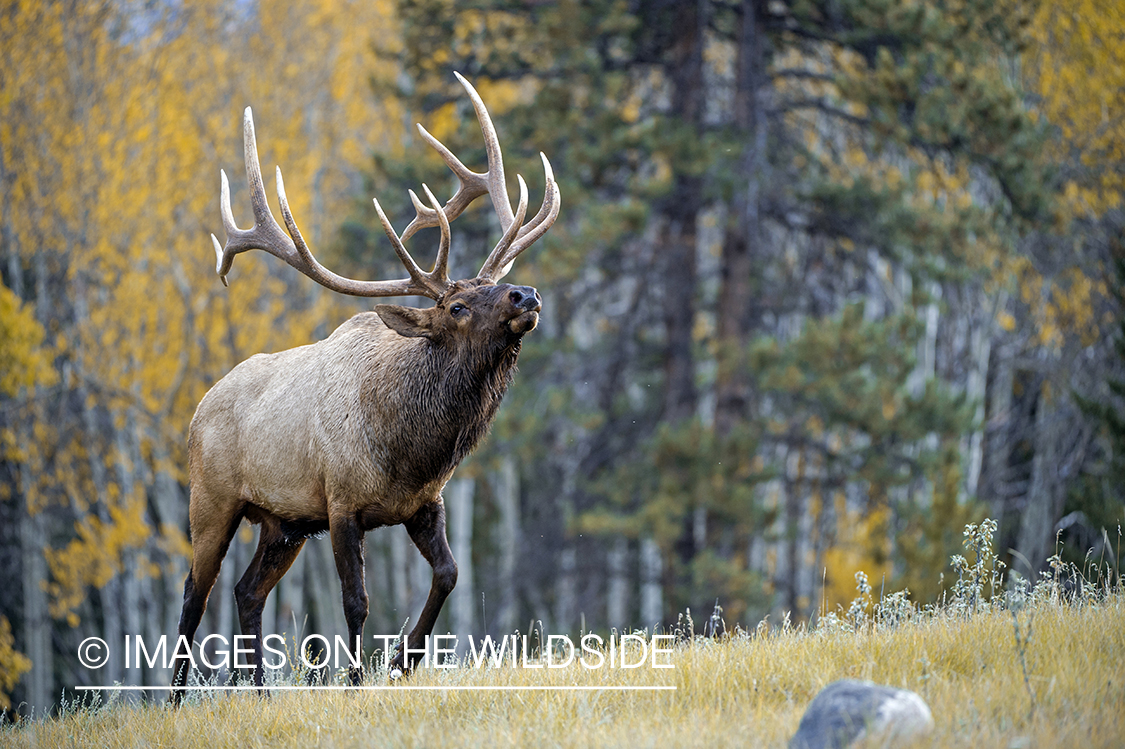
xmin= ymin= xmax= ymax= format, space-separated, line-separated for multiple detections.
xmin=789 ymin=679 xmax=934 ymax=749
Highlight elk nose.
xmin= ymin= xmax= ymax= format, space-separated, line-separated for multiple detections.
xmin=509 ymin=286 xmax=541 ymax=312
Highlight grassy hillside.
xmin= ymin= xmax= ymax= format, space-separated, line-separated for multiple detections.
xmin=5 ymin=582 xmax=1122 ymax=748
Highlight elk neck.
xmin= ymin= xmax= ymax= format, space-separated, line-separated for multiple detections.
xmin=367 ymin=328 xmax=524 ymax=493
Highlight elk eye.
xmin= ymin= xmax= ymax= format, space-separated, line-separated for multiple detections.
xmin=450 ymin=303 xmax=466 ymax=316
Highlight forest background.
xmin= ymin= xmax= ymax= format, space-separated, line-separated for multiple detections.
xmin=1 ymin=0 xmax=1123 ymax=717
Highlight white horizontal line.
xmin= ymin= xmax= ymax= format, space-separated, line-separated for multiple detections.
xmin=76 ymin=685 xmax=676 ymax=692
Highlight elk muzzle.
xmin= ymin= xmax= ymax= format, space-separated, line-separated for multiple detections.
xmin=504 ymin=285 xmax=542 ymax=335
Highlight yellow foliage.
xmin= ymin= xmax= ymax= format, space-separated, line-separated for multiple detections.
xmin=0 ymin=616 xmax=31 ymax=711
xmin=2 ymin=0 xmax=402 ymax=622
xmin=1013 ymin=261 xmax=1105 ymax=351
xmin=0 ymin=283 xmax=57 ymax=398
xmin=1027 ymin=1 xmax=1125 ymax=220
xmin=822 ymin=503 xmax=893 ymax=613
xmin=45 ymin=494 xmax=153 ymax=622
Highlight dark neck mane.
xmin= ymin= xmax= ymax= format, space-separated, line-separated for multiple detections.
xmin=379 ymin=336 xmax=522 ymax=490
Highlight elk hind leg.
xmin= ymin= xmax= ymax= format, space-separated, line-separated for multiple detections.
xmin=234 ymin=515 xmax=306 ymax=689
xmin=171 ymin=495 xmax=244 ymax=703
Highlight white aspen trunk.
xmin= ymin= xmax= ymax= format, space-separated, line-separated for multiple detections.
xmin=964 ymin=289 xmax=998 ymax=499
xmin=492 ymin=457 xmax=520 ymax=634
xmin=150 ymin=440 xmax=188 ymax=649
xmin=796 ymin=484 xmax=817 ymax=619
xmin=114 ymin=415 xmax=142 ymax=693
xmin=213 ymin=532 xmax=236 ymax=654
xmin=71 ymin=289 xmax=125 ymax=688
xmin=692 ymin=506 xmax=707 ymax=555
xmin=141 ymin=570 xmax=166 ymax=692
xmin=554 ymin=546 xmax=577 ymax=634
xmin=639 ymin=537 xmax=663 ymax=630
xmin=277 ymin=549 xmax=307 ymax=640
xmin=908 ymin=281 xmax=941 ymax=397
xmin=20 ymin=504 xmax=52 ymax=714
xmin=78 ymin=399 xmax=122 ymax=688
xmin=756 ymin=444 xmax=789 ymax=618
xmin=1016 ymin=382 xmax=1063 ymax=574
xmin=309 ymin=536 xmax=347 ymax=639
xmin=121 ymin=549 xmax=142 ymax=693
xmin=864 ymin=250 xmax=887 ymax=321
xmin=388 ymin=528 xmax=409 ymax=631
xmin=409 ymin=533 xmax=431 ymax=624
xmin=99 ymin=577 xmax=123 ymax=688
xmin=606 ymin=537 xmax=629 ymax=630
xmin=983 ymin=341 xmax=1014 ymax=517
xmin=364 ymin=534 xmax=385 ymax=635
xmin=445 ymin=479 xmax=474 ymax=655
xmin=772 ymin=447 xmax=802 ymax=620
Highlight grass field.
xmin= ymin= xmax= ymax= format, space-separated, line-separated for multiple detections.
xmin=5 ymin=580 xmax=1122 ymax=749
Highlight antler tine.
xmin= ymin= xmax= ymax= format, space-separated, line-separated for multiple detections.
xmin=213 ymin=107 xmax=448 ymax=300
xmin=477 ymin=175 xmax=529 ymax=281
xmin=213 ymin=108 xmax=303 ymax=285
xmin=401 ymin=74 xmax=561 ymax=283
xmin=401 ymin=123 xmax=489 ymax=242
xmin=479 ymin=153 xmax=561 ymax=282
xmin=454 ymin=71 xmax=516 ymax=232
xmin=418 ymin=183 xmax=451 ymax=286
xmin=400 ymin=72 xmax=520 ymax=242
xmin=370 ymin=195 xmax=452 ymax=299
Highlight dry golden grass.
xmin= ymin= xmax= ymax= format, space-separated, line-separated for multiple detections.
xmin=5 ymin=594 xmax=1123 ymax=748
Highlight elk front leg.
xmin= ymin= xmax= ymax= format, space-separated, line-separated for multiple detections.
xmin=390 ymin=499 xmax=457 ymax=673
xmin=329 ymin=512 xmax=368 ymax=685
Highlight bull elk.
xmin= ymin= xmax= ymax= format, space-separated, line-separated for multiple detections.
xmin=171 ymin=73 xmax=559 ymax=700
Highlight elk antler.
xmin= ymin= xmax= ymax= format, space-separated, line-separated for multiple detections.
xmin=212 ymin=107 xmax=452 ymax=299
xmin=402 ymin=72 xmax=561 ymax=282
xmin=211 ymin=74 xmax=560 ymax=298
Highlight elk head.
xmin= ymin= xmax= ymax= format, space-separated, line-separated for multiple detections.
xmin=210 ymin=71 xmax=559 ymax=333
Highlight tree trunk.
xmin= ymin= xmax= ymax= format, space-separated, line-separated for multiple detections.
xmin=115 ymin=411 xmax=143 ymax=694
xmin=660 ymin=0 xmax=705 ymax=425
xmin=446 ymin=478 xmax=474 ymax=654
xmin=964 ymin=289 xmax=997 ymax=499
xmin=982 ymin=341 xmax=1015 ymax=520
xmin=150 ymin=439 xmax=188 ymax=657
xmin=308 ymin=535 xmax=347 ymax=639
xmin=639 ymin=537 xmax=663 ymax=628
xmin=716 ymin=0 xmax=770 ymax=436
xmin=388 ymin=527 xmax=410 ymax=631
xmin=1016 ymin=381 xmax=1064 ymax=574
xmin=606 ymin=537 xmax=629 ymax=629
xmin=555 ymin=547 xmax=577 ymax=634
xmin=492 ymin=456 xmax=520 ymax=634
xmin=20 ymin=503 xmax=51 ymax=714
xmin=277 ymin=548 xmax=307 ymax=639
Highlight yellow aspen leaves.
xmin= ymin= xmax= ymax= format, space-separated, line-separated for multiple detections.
xmin=0 ymin=284 xmax=57 ymax=398
xmin=2 ymin=0 xmax=401 ymax=623
xmin=0 ymin=617 xmax=31 ymax=711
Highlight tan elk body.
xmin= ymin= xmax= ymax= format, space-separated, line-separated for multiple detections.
xmin=171 ymin=74 xmax=559 ymax=701
xmin=190 ymin=297 xmax=523 ymax=525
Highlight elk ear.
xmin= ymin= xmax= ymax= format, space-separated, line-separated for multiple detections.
xmin=375 ymin=305 xmax=434 ymax=338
